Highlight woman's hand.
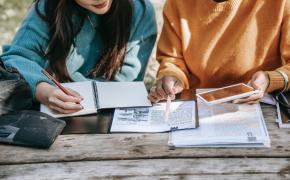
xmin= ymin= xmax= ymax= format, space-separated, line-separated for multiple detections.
xmin=233 ymin=71 xmax=270 ymax=104
xmin=36 ymin=82 xmax=83 ymax=114
xmin=148 ymin=76 xmax=184 ymax=103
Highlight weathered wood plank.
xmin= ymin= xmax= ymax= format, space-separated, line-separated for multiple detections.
xmin=1 ymin=158 xmax=290 ymax=179
xmin=113 ymin=175 xmax=289 ymax=180
xmin=1 ymin=105 xmax=289 ymax=165
xmin=3 ymin=175 xmax=286 ymax=180
xmin=118 ymin=175 xmax=289 ymax=180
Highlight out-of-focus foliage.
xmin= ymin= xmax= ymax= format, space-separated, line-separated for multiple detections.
xmin=0 ymin=0 xmax=33 ymax=51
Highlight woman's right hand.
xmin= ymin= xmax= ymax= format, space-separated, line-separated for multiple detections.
xmin=36 ymin=82 xmax=83 ymax=114
xmin=148 ymin=76 xmax=184 ymax=103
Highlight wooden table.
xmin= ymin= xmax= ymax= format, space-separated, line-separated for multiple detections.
xmin=1 ymin=104 xmax=290 ymax=179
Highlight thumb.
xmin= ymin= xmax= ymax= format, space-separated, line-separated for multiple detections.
xmin=163 ymin=76 xmax=176 ymax=96
xmin=173 ymin=82 xmax=184 ymax=94
xmin=250 ymin=80 xmax=262 ymax=91
xmin=248 ymin=73 xmax=258 ymax=88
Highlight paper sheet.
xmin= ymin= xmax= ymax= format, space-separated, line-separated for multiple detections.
xmin=110 ymin=101 xmax=196 ymax=132
xmin=261 ymin=93 xmax=276 ymax=105
xmin=96 ymin=82 xmax=152 ymax=109
xmin=40 ymin=81 xmax=97 ymax=118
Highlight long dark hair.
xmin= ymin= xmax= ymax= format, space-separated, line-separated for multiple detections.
xmin=35 ymin=0 xmax=145 ymax=82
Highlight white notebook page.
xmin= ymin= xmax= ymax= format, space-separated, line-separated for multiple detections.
xmin=40 ymin=81 xmax=97 ymax=118
xmin=96 ymin=82 xmax=152 ymax=109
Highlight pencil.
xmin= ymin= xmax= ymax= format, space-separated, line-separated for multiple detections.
xmin=41 ymin=69 xmax=78 ymax=99
xmin=165 ymin=95 xmax=171 ymax=124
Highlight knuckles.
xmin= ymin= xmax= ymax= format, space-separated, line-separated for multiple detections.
xmin=48 ymin=97 xmax=55 ymax=103
xmin=52 ymin=90 xmax=60 ymax=97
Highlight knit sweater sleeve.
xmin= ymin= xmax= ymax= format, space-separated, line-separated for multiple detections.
xmin=1 ymin=1 xmax=53 ymax=99
xmin=266 ymin=1 xmax=290 ymax=92
xmin=114 ymin=0 xmax=157 ymax=82
xmin=156 ymin=0 xmax=190 ymax=89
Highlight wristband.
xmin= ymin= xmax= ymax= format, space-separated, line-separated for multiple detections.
xmin=275 ymin=70 xmax=289 ymax=92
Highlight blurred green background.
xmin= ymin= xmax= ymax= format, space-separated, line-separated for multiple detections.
xmin=0 ymin=0 xmax=33 ymax=51
xmin=0 ymin=0 xmax=165 ymax=88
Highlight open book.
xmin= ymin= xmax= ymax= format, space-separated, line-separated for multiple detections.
xmin=110 ymin=100 xmax=197 ymax=133
xmin=40 ymin=81 xmax=152 ymax=118
xmin=169 ymin=89 xmax=271 ymax=148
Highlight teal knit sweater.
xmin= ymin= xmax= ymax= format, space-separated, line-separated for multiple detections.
xmin=1 ymin=0 xmax=157 ymax=98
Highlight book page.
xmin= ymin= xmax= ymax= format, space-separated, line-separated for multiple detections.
xmin=168 ymin=101 xmax=196 ymax=129
xmin=171 ymin=89 xmax=270 ymax=147
xmin=110 ymin=101 xmax=196 ymax=132
xmin=261 ymin=93 xmax=276 ymax=105
xmin=40 ymin=81 xmax=97 ymax=118
xmin=95 ymin=82 xmax=152 ymax=109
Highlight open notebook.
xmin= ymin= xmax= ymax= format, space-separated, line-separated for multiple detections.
xmin=169 ymin=89 xmax=271 ymax=148
xmin=110 ymin=90 xmax=198 ymax=133
xmin=110 ymin=100 xmax=197 ymax=133
xmin=40 ymin=81 xmax=152 ymax=118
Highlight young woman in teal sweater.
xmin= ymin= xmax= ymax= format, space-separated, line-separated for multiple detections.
xmin=1 ymin=0 xmax=157 ymax=114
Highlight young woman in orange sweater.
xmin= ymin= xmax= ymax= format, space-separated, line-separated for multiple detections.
xmin=148 ymin=0 xmax=290 ymax=104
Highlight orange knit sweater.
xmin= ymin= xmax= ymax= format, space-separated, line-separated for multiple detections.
xmin=157 ymin=0 xmax=290 ymax=92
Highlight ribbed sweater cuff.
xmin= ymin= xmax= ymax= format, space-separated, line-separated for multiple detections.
xmin=266 ymin=71 xmax=285 ymax=92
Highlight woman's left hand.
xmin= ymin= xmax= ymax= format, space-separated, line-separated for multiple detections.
xmin=233 ymin=71 xmax=270 ymax=104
